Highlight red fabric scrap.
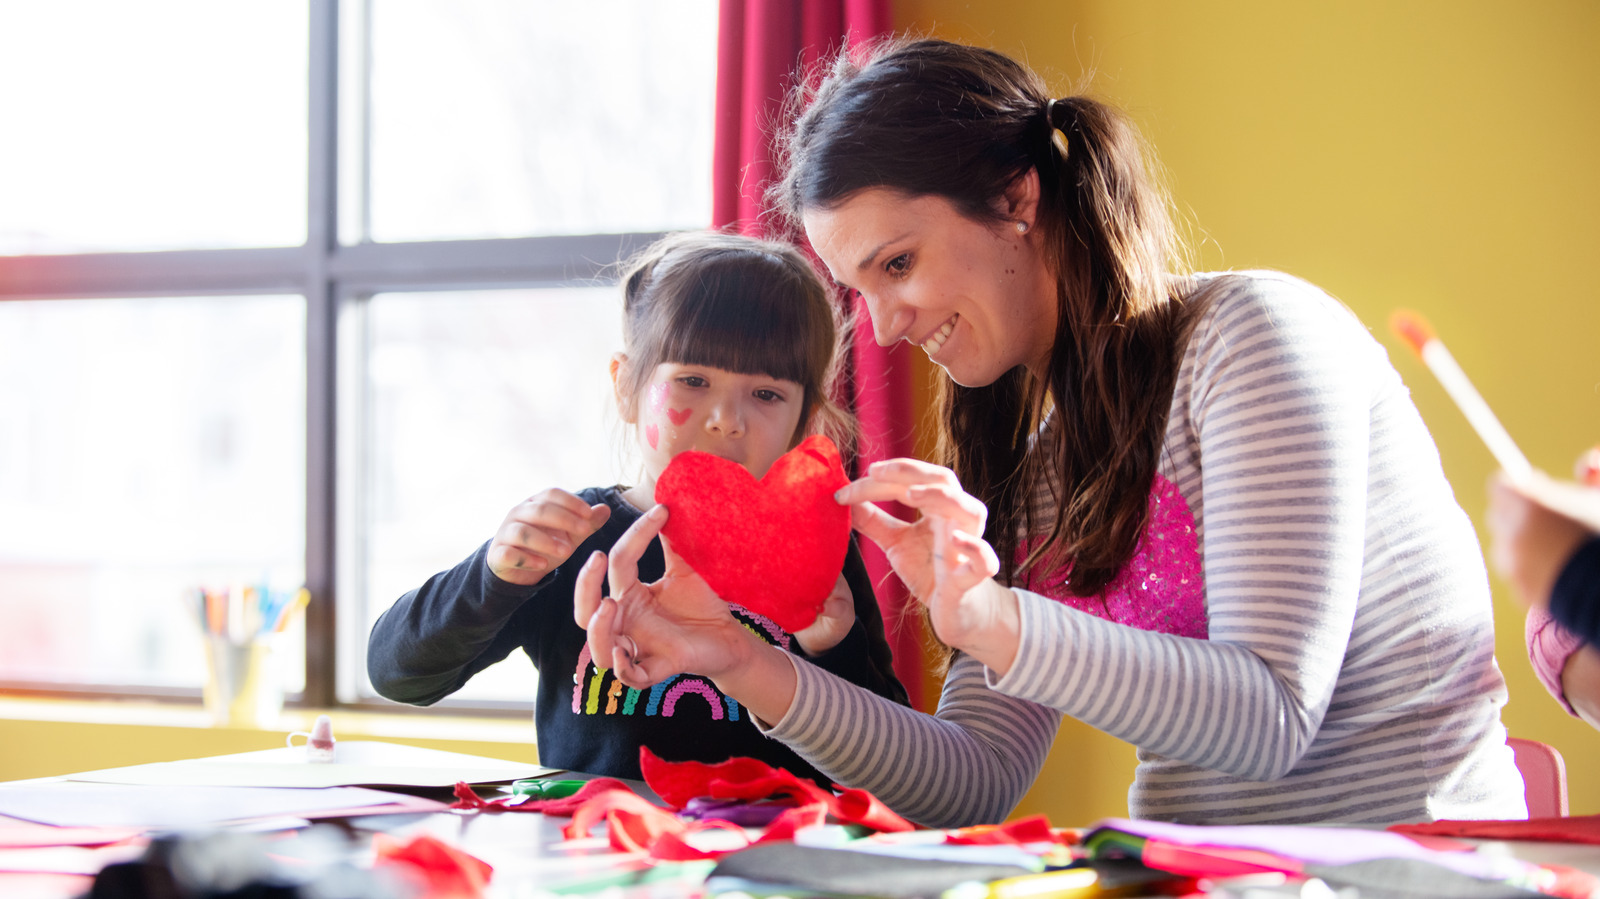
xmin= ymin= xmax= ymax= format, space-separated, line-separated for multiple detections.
xmin=639 ymin=747 xmax=914 ymax=833
xmin=448 ymin=778 xmax=631 ymax=815
xmin=944 ymin=815 xmax=1075 ymax=846
xmin=371 ymin=833 xmax=492 ymax=899
xmin=1390 ymin=814 xmax=1600 ymax=846
xmin=564 ymin=789 xmax=675 ymax=844
xmin=640 ymin=749 xmax=780 ymax=810
xmin=648 ymin=820 xmax=754 ymax=861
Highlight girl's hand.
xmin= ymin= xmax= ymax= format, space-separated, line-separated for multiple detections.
xmin=487 ymin=489 xmax=612 ymax=586
xmin=573 ymin=505 xmax=756 ymax=687
xmin=837 ymin=459 xmax=1020 ymax=672
xmin=792 ymin=575 xmax=856 ymax=656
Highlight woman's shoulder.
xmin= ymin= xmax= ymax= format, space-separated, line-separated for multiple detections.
xmin=1182 ymin=269 xmax=1371 ymax=351
xmin=1187 ymin=269 xmax=1347 ymax=322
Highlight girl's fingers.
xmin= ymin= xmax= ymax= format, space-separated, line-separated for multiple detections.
xmin=502 ymin=522 xmax=573 ymax=561
xmin=508 ymin=491 xmax=604 ymax=536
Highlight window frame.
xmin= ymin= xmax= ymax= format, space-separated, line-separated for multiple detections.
xmin=0 ymin=0 xmax=677 ymax=712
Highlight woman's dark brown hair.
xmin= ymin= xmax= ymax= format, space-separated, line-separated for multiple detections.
xmin=616 ymin=230 xmax=856 ymax=454
xmin=770 ymin=38 xmax=1194 ymax=597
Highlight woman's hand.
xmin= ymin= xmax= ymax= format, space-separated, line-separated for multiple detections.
xmin=792 ymin=575 xmax=856 ymax=656
xmin=487 ymin=489 xmax=612 ymax=585
xmin=836 ymin=459 xmax=1021 ymax=673
xmin=573 ymin=505 xmax=750 ymax=686
xmin=573 ymin=504 xmax=802 ymax=723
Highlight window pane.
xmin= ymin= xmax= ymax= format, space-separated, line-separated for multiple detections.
xmin=356 ymin=288 xmax=625 ymax=704
xmin=0 ymin=3 xmax=308 ymax=255
xmin=0 ymin=297 xmax=307 ymax=690
xmin=367 ymin=0 xmax=715 ymax=242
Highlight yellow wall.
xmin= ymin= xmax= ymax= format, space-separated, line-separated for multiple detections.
xmin=894 ymin=0 xmax=1600 ymax=822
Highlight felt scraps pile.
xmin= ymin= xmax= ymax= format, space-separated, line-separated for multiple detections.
xmin=450 ymin=747 xmax=912 ymax=861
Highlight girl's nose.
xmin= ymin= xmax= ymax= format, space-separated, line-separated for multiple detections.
xmin=705 ymin=399 xmax=745 ymax=437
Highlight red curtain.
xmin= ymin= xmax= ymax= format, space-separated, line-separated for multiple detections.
xmin=712 ymin=0 xmax=926 ymax=707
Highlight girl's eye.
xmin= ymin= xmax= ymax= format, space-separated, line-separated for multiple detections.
xmin=677 ymin=375 xmax=708 ymax=388
xmin=754 ymin=389 xmax=784 ymax=403
xmin=885 ymin=253 xmax=911 ymax=277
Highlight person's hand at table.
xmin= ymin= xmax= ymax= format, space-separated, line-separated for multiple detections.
xmin=836 ymin=458 xmax=1021 ymax=675
xmin=573 ymin=505 xmax=800 ymax=723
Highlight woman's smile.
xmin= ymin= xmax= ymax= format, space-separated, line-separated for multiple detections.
xmin=802 ymin=188 xmax=1056 ymax=388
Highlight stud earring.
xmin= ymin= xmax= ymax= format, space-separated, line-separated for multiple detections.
xmin=1015 ymin=221 xmax=1028 ymax=234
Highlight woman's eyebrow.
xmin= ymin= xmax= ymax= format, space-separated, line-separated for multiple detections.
xmin=856 ymin=231 xmax=913 ymax=271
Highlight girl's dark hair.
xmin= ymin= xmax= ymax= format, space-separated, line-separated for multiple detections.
xmin=616 ymin=230 xmax=855 ymax=452
xmin=771 ymin=38 xmax=1196 ymax=597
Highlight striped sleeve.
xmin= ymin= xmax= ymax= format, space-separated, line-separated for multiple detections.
xmin=764 ymin=651 xmax=1058 ymax=828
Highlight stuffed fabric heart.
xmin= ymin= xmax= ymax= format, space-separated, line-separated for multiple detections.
xmin=655 ymin=434 xmax=850 ymax=633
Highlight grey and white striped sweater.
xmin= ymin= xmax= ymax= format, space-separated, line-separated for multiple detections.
xmin=764 ymin=271 xmax=1526 ymax=827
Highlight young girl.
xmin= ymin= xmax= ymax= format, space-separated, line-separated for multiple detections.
xmin=366 ymin=230 xmax=908 ymax=782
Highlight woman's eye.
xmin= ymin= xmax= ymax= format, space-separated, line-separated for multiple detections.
xmin=885 ymin=253 xmax=911 ymax=276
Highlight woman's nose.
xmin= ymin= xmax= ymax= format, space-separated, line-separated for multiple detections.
xmin=864 ymin=293 xmax=916 ymax=347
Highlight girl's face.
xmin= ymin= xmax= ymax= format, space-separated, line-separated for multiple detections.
xmin=802 ymin=186 xmax=1058 ymax=388
xmin=624 ymin=362 xmax=806 ymax=504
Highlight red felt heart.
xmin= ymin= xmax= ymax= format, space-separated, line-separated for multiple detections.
xmin=655 ymin=434 xmax=850 ymax=633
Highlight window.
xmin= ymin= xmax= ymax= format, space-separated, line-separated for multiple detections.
xmin=0 ymin=0 xmax=717 ymax=712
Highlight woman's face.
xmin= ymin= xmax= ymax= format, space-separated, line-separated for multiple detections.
xmin=802 ymin=187 xmax=1058 ymax=388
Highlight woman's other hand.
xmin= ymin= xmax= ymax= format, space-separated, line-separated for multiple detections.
xmin=572 ymin=506 xmax=802 ymax=722
xmin=488 ymin=489 xmax=612 ymax=586
xmin=837 ymin=459 xmax=1021 ymax=673
xmin=573 ymin=505 xmax=746 ymax=687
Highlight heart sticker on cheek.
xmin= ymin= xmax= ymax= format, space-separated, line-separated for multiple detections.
xmin=655 ymin=434 xmax=850 ymax=633
xmin=645 ymin=424 xmax=659 ymax=450
xmin=666 ymin=407 xmax=692 ymax=426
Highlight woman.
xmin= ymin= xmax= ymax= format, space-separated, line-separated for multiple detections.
xmin=578 ymin=38 xmax=1526 ymax=827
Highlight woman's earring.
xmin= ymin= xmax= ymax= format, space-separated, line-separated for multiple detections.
xmin=1015 ymin=221 xmax=1028 ymax=234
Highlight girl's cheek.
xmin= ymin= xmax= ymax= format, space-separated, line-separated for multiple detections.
xmin=647 ymin=382 xmax=670 ymax=415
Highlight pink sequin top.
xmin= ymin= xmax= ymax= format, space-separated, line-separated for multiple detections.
xmin=1013 ymin=472 xmax=1208 ymax=639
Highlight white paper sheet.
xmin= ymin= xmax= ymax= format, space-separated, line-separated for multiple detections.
xmin=0 ymin=782 xmax=416 ymax=829
xmin=63 ymin=740 xmax=555 ymax=789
